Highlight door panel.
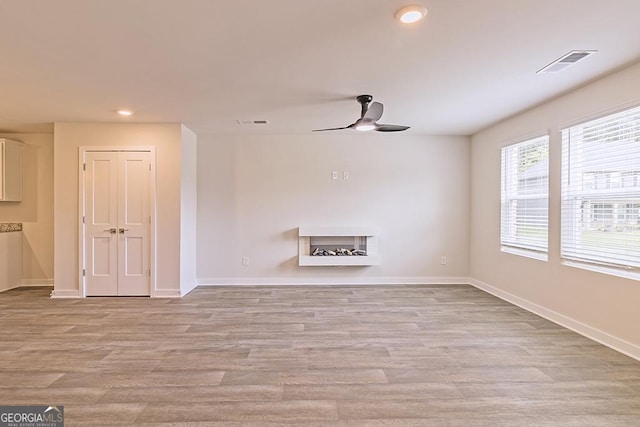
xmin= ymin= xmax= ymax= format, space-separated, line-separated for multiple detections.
xmin=124 ymin=237 xmax=144 ymax=275
xmin=84 ymin=150 xmax=152 ymax=297
xmin=92 ymin=160 xmax=114 ymax=225
xmin=122 ymin=157 xmax=146 ymax=224
xmin=84 ymin=153 xmax=118 ymax=296
xmin=91 ymin=237 xmax=112 ymax=276
xmin=117 ymin=152 xmax=150 ymax=296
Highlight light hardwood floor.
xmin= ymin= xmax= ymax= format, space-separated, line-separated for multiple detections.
xmin=1 ymin=285 xmax=639 ymax=426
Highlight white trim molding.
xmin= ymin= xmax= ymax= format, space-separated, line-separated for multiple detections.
xmin=198 ymin=276 xmax=471 ymax=286
xmin=0 ymin=283 xmax=22 ymax=293
xmin=469 ymin=278 xmax=640 ymax=362
xmin=1 ymin=281 xmax=53 ymax=293
xmin=152 ymin=289 xmax=182 ymax=298
xmin=50 ymin=289 xmax=81 ymax=298
xmin=21 ymin=279 xmax=54 ymax=287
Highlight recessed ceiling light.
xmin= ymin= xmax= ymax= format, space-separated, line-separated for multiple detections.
xmin=396 ymin=5 xmax=427 ymax=24
xmin=117 ymin=110 xmax=133 ymax=116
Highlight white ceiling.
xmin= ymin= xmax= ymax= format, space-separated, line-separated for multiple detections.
xmin=1 ymin=0 xmax=640 ymax=136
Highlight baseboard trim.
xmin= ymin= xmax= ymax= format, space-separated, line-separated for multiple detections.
xmin=49 ymin=288 xmax=180 ymax=298
xmin=198 ymin=276 xmax=471 ymax=286
xmin=1 ymin=280 xmax=54 ymax=293
xmin=180 ymin=281 xmax=198 ymax=297
xmin=50 ymin=289 xmax=81 ymax=298
xmin=469 ymin=278 xmax=640 ymax=362
xmin=21 ymin=279 xmax=54 ymax=287
xmin=152 ymin=289 xmax=182 ymax=298
xmin=0 ymin=283 xmax=22 ymax=293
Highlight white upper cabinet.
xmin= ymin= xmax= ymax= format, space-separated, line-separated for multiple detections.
xmin=0 ymin=139 xmax=23 ymax=202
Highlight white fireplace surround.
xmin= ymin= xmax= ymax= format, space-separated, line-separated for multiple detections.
xmin=298 ymin=226 xmax=379 ymax=266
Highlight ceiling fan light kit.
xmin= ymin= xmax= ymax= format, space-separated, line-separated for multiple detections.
xmin=313 ymin=94 xmax=410 ymax=133
xmin=355 ymin=122 xmax=376 ymax=132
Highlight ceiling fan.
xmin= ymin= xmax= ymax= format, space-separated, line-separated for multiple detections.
xmin=313 ymin=95 xmax=410 ymax=133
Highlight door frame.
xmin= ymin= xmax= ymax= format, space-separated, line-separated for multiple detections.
xmin=78 ymin=146 xmax=157 ymax=297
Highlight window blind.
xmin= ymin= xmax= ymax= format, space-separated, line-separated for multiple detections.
xmin=501 ymin=135 xmax=549 ymax=253
xmin=561 ymin=105 xmax=640 ymax=271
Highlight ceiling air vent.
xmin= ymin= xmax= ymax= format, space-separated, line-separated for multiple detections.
xmin=236 ymin=120 xmax=269 ymax=125
xmin=537 ymin=50 xmax=597 ymax=73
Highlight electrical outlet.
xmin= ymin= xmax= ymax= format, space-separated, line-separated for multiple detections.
xmin=343 ymin=171 xmax=349 ymax=180
xmin=440 ymin=256 xmax=447 ymax=265
xmin=242 ymin=257 xmax=250 ymax=266
xmin=331 ymin=171 xmax=338 ymax=180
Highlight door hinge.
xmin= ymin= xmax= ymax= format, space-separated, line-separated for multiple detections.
xmin=149 ymin=164 xmax=152 ymax=171
xmin=83 ymin=163 xmax=86 ymax=171
xmin=148 ymin=269 xmax=151 ymax=277
xmin=82 ymin=216 xmax=85 ymax=224
xmin=82 ymin=269 xmax=86 ymax=277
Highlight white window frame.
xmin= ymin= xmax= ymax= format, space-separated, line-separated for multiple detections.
xmin=561 ymin=105 xmax=640 ymax=280
xmin=500 ymin=135 xmax=550 ymax=260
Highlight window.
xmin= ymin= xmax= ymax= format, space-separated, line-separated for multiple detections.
xmin=561 ymin=105 xmax=640 ymax=273
xmin=501 ymin=135 xmax=549 ymax=255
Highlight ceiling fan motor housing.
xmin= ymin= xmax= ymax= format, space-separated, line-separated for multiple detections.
xmin=356 ymin=95 xmax=373 ymax=104
xmin=357 ymin=95 xmax=373 ymax=117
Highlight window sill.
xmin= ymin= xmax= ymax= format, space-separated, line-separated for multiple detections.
xmin=561 ymin=260 xmax=640 ymax=282
xmin=501 ymin=246 xmax=548 ymax=262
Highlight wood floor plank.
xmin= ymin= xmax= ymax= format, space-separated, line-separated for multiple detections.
xmin=97 ymin=385 xmax=283 ymax=404
xmin=50 ymin=371 xmax=225 ymax=388
xmin=135 ymin=401 xmax=339 ymax=423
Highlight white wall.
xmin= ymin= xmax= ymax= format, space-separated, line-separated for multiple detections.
xmin=470 ymin=61 xmax=640 ymax=358
xmin=0 ymin=133 xmax=54 ymax=285
xmin=180 ymin=125 xmax=198 ymax=295
xmin=197 ymin=133 xmax=470 ymax=284
xmin=53 ymin=123 xmax=184 ymax=297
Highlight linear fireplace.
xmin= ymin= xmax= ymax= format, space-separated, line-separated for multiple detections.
xmin=298 ymin=226 xmax=379 ymax=266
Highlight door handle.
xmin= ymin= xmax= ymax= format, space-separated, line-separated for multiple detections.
xmin=103 ymin=228 xmax=117 ymax=233
xmin=119 ymin=228 xmax=130 ymax=234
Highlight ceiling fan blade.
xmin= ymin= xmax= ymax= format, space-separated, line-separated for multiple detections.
xmin=363 ymin=101 xmax=383 ymax=121
xmin=375 ymin=124 xmax=410 ymax=132
xmin=312 ymin=125 xmax=352 ymax=132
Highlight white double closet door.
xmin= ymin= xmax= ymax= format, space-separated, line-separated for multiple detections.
xmin=83 ymin=150 xmax=153 ymax=296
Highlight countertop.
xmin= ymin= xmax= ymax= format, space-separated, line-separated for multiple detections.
xmin=0 ymin=223 xmax=22 ymax=233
